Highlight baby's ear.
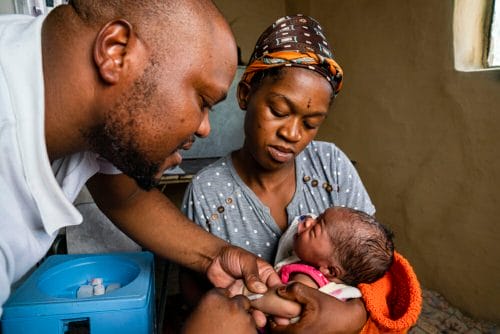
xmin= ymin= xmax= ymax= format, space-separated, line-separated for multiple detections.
xmin=319 ymin=265 xmax=343 ymax=282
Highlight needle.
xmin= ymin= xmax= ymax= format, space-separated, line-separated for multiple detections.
xmin=246 ymin=293 xmax=264 ymax=301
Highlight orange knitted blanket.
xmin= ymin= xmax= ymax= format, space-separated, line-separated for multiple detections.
xmin=358 ymin=251 xmax=422 ymax=334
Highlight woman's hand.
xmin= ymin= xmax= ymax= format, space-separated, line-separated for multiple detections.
xmin=182 ymin=288 xmax=257 ymax=334
xmin=269 ymin=282 xmax=367 ymax=334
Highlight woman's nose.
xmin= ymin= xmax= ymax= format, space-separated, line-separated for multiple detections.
xmin=278 ymin=118 xmax=302 ymax=142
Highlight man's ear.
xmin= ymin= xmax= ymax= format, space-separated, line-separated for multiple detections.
xmin=93 ymin=19 xmax=134 ymax=85
xmin=237 ymin=81 xmax=251 ymax=110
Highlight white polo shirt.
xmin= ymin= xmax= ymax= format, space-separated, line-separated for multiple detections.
xmin=0 ymin=14 xmax=119 ymax=315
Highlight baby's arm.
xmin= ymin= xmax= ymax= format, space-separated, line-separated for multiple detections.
xmin=248 ymin=285 xmax=301 ymax=319
xmin=247 ymin=273 xmax=319 ymax=319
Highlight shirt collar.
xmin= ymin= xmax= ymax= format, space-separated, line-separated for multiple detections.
xmin=1 ymin=14 xmax=82 ymax=235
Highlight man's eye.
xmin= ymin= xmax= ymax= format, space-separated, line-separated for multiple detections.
xmin=200 ymin=98 xmax=213 ymax=112
xmin=204 ymin=103 xmax=213 ymax=112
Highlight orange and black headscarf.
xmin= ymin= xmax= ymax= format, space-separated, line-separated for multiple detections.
xmin=241 ymin=14 xmax=344 ymax=95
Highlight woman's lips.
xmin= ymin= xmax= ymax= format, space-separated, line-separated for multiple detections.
xmin=268 ymin=145 xmax=294 ymax=163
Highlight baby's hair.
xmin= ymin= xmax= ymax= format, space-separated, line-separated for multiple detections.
xmin=326 ymin=207 xmax=394 ymax=286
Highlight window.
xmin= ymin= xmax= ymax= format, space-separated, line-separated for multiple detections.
xmin=13 ymin=0 xmax=67 ymax=16
xmin=453 ymin=0 xmax=499 ymax=71
xmin=487 ymin=0 xmax=500 ymax=67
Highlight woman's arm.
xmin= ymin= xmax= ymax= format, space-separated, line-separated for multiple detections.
xmin=270 ymin=282 xmax=367 ymax=334
xmin=288 ymin=272 xmax=320 ymax=288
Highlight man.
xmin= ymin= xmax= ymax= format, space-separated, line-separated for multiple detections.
xmin=0 ymin=1 xmax=280 ymax=332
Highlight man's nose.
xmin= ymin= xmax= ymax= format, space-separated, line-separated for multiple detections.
xmin=195 ymin=111 xmax=211 ymax=138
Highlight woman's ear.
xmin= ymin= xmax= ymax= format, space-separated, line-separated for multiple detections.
xmin=93 ymin=19 xmax=136 ymax=85
xmin=237 ymin=81 xmax=251 ymax=110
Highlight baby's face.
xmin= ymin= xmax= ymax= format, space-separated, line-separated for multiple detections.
xmin=293 ymin=213 xmax=336 ymax=268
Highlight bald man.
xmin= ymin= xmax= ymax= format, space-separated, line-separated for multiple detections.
xmin=0 ymin=1 xmax=280 ymax=332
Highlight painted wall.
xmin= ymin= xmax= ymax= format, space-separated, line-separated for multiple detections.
xmin=215 ymin=0 xmax=500 ymax=322
xmin=0 ymin=0 xmax=15 ymax=14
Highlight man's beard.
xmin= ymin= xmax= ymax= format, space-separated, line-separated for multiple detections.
xmin=84 ymin=123 xmax=161 ymax=191
xmin=84 ymin=62 xmax=161 ymax=191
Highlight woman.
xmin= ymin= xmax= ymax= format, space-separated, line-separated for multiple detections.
xmin=182 ymin=14 xmax=420 ymax=333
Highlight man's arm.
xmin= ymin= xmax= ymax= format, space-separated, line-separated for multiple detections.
xmin=86 ymin=173 xmax=281 ymax=292
xmin=183 ymin=289 xmax=258 ymax=334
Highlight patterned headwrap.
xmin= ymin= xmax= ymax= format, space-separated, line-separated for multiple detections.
xmin=241 ymin=14 xmax=343 ymax=95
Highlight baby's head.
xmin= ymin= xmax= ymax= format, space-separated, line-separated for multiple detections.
xmin=293 ymin=207 xmax=394 ymax=286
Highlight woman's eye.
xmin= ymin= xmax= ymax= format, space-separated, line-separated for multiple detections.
xmin=304 ymin=122 xmax=318 ymax=130
xmin=304 ymin=118 xmax=324 ymax=130
xmin=270 ymin=107 xmax=287 ymax=117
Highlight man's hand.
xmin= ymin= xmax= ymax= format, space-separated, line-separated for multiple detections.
xmin=205 ymin=245 xmax=282 ymax=328
xmin=182 ymin=288 xmax=257 ymax=334
xmin=269 ymin=282 xmax=367 ymax=334
xmin=206 ymin=245 xmax=282 ymax=294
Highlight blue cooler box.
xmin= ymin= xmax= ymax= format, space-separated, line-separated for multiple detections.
xmin=1 ymin=251 xmax=155 ymax=334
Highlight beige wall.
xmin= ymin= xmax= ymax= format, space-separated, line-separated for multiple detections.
xmin=215 ymin=0 xmax=500 ymax=322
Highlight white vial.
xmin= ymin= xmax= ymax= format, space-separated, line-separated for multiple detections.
xmin=90 ymin=277 xmax=103 ymax=286
xmin=93 ymin=284 xmax=105 ymax=296
xmin=77 ymin=285 xmax=93 ymax=298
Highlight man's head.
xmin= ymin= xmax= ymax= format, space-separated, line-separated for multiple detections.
xmin=294 ymin=207 xmax=394 ymax=286
xmin=68 ymin=0 xmax=237 ymax=189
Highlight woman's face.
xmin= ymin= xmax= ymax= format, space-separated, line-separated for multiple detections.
xmin=241 ymin=67 xmax=333 ymax=171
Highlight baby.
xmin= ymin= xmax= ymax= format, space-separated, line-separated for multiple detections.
xmin=249 ymin=206 xmax=394 ymax=320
